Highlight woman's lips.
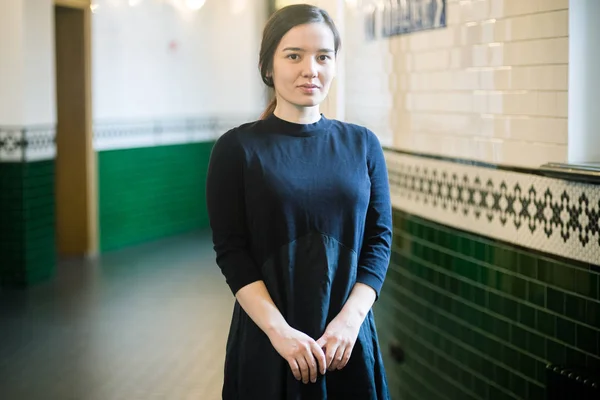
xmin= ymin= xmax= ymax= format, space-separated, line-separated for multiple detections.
xmin=298 ymin=84 xmax=319 ymax=93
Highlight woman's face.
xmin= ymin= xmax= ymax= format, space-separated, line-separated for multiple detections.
xmin=270 ymin=22 xmax=336 ymax=110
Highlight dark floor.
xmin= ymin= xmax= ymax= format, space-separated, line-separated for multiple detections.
xmin=0 ymin=230 xmax=234 ymax=400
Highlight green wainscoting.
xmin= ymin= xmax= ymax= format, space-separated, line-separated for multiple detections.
xmin=0 ymin=161 xmax=56 ymax=288
xmin=98 ymin=142 xmax=215 ymax=252
xmin=376 ymin=209 xmax=600 ymax=400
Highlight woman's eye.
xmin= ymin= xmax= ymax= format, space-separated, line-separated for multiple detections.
xmin=318 ymin=55 xmax=330 ymax=61
xmin=287 ymin=54 xmax=299 ymax=60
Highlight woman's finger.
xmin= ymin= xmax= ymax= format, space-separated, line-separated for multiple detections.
xmin=304 ymin=353 xmax=318 ymax=383
xmin=310 ymin=341 xmax=327 ymax=375
xmin=328 ymin=345 xmax=345 ymax=371
xmin=325 ymin=342 xmax=339 ymax=370
xmin=288 ymin=358 xmax=301 ymax=381
xmin=296 ymin=355 xmax=310 ymax=384
xmin=338 ymin=345 xmax=353 ymax=369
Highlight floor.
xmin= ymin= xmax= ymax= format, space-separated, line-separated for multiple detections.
xmin=0 ymin=230 xmax=235 ymax=400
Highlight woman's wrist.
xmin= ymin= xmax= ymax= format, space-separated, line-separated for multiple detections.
xmin=265 ymin=318 xmax=291 ymax=340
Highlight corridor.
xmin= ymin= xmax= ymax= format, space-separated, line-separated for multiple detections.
xmin=0 ymin=230 xmax=233 ymax=400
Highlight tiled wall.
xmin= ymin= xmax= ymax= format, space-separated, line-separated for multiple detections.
xmin=341 ymin=1 xmax=600 ymax=399
xmin=98 ymin=141 xmax=214 ymax=252
xmin=0 ymin=160 xmax=56 ymax=288
xmin=90 ymin=0 xmax=267 ymax=250
xmin=374 ymin=208 xmax=599 ymax=400
xmin=345 ymin=0 xmax=569 ymax=168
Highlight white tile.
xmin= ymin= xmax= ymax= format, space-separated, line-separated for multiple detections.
xmin=512 ymin=14 xmax=534 ymax=40
xmin=489 ymin=0 xmax=506 ymax=19
xmin=472 ymin=44 xmax=489 ymax=67
xmin=489 ymin=43 xmax=504 ymax=67
xmin=478 ymin=19 xmax=495 ymax=44
xmin=538 ymin=0 xmax=569 ymax=12
xmin=493 ymin=18 xmax=511 ymax=41
xmin=504 ymin=0 xmax=539 ymax=16
xmin=537 ymin=92 xmax=558 ymax=117
xmin=556 ymin=91 xmax=568 ymax=118
xmin=509 ymin=66 xmax=529 ymax=89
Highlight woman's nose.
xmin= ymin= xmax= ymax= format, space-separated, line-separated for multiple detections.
xmin=301 ymin=58 xmax=318 ymax=78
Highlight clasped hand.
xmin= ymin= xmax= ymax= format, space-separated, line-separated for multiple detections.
xmin=268 ymin=312 xmax=361 ymax=384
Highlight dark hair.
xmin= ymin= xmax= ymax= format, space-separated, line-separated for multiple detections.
xmin=258 ymin=4 xmax=342 ymax=119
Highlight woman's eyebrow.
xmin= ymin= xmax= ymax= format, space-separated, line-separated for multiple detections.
xmin=282 ymin=47 xmax=335 ymax=53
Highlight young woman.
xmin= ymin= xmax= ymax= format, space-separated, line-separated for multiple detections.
xmin=206 ymin=4 xmax=392 ymax=399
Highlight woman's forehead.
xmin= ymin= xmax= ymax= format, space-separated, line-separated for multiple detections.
xmin=277 ymin=23 xmax=335 ymax=51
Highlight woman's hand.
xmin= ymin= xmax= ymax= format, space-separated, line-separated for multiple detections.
xmin=268 ymin=325 xmax=327 ymax=384
xmin=316 ymin=310 xmax=362 ymax=371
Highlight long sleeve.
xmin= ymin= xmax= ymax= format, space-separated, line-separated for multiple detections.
xmin=206 ymin=130 xmax=262 ymax=295
xmin=356 ymin=130 xmax=393 ymax=299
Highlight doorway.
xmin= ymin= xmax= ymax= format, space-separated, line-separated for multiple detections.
xmin=54 ymin=0 xmax=97 ymax=258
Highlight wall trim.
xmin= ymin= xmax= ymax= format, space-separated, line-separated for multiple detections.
xmin=0 ymin=125 xmax=56 ymax=162
xmin=0 ymin=116 xmax=253 ymax=161
xmin=384 ymin=150 xmax=600 ymax=266
xmin=383 ymin=147 xmax=600 ymax=184
xmin=93 ymin=115 xmax=253 ymax=151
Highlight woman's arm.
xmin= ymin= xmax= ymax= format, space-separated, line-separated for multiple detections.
xmin=316 ymin=130 xmax=392 ymax=370
xmin=206 ymin=130 xmax=326 ymax=383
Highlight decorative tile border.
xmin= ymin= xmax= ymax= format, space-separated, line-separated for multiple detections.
xmin=384 ymin=150 xmax=600 ymax=266
xmin=93 ymin=115 xmax=254 ymax=151
xmin=0 ymin=125 xmax=56 ymax=162
xmin=0 ymin=115 xmax=254 ymax=161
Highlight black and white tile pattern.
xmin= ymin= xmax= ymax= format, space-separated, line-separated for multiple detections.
xmin=93 ymin=115 xmax=254 ymax=151
xmin=0 ymin=116 xmax=254 ymax=160
xmin=0 ymin=125 xmax=56 ymax=162
xmin=385 ymin=151 xmax=600 ymax=265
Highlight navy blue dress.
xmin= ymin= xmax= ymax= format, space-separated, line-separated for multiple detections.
xmin=206 ymin=113 xmax=392 ymax=399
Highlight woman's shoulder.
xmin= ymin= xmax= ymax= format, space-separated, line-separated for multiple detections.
xmin=328 ymin=119 xmax=379 ymax=141
xmin=214 ymin=119 xmax=262 ymax=147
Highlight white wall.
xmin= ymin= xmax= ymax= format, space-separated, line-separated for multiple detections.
xmin=91 ymin=0 xmax=266 ymax=122
xmin=0 ymin=0 xmax=25 ymax=125
xmin=23 ymin=0 xmax=56 ymax=125
xmin=0 ymin=0 xmax=55 ymax=126
xmin=344 ymin=0 xmax=569 ymax=168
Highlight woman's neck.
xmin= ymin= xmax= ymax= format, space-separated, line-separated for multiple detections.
xmin=273 ymin=98 xmax=321 ymax=124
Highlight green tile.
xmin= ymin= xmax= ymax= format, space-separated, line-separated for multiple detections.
xmin=527 ymin=331 xmax=546 ymax=359
xmin=488 ymin=385 xmax=513 ymax=400
xmin=493 ymin=364 xmax=510 ymax=388
xmin=493 ymin=318 xmax=511 ymax=341
xmin=527 ymin=382 xmax=545 ymax=400
xmin=536 ymin=310 xmax=556 ymax=337
xmin=526 ymin=281 xmax=545 ymax=308
xmin=565 ymin=294 xmax=587 ymax=321
xmin=546 ymin=339 xmax=566 ymax=362
xmin=585 ymin=300 xmax=600 ymax=329
xmin=517 ymin=253 xmax=538 ymax=278
xmin=565 ymin=347 xmax=587 ymax=365
xmin=537 ymin=258 xmax=556 ymax=286
xmin=511 ymin=325 xmax=528 ymax=350
xmin=576 ymin=325 xmax=598 ymax=355
xmin=556 ymin=317 xmax=576 ymax=344
xmin=472 ymin=376 xmax=488 ymax=398
xmin=500 ymin=344 xmax=519 ymax=367
xmin=546 ymin=287 xmax=564 ymax=313
xmin=460 ymin=235 xmax=473 ymax=256
xmin=471 ymin=286 xmax=486 ymax=306
xmin=472 ymin=240 xmax=486 ymax=261
xmin=508 ymin=275 xmax=528 ymax=299
xmin=518 ymin=302 xmax=536 ymax=329
xmin=508 ymin=373 xmax=527 ymax=399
